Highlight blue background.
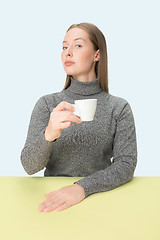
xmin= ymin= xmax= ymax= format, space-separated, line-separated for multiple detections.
xmin=0 ymin=0 xmax=159 ymax=176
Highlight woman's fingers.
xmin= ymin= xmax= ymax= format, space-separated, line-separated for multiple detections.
xmin=43 ymin=201 xmax=70 ymax=213
xmin=53 ymin=101 xmax=75 ymax=113
xmin=44 ymin=101 xmax=81 ymax=142
xmin=53 ymin=111 xmax=82 ymax=125
xmin=39 ymin=197 xmax=66 ymax=213
xmin=39 ymin=184 xmax=85 ymax=213
xmin=60 ymin=113 xmax=82 ymax=124
xmin=56 ymin=202 xmax=71 ymax=212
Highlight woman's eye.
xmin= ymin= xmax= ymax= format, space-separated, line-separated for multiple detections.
xmin=76 ymin=44 xmax=82 ymax=48
xmin=62 ymin=45 xmax=82 ymax=50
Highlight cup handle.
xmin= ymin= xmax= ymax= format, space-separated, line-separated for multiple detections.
xmin=72 ymin=104 xmax=80 ymax=117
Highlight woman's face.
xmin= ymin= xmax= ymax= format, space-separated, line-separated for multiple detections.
xmin=61 ymin=27 xmax=99 ymax=80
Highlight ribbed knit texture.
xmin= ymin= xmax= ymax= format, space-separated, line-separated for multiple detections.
xmin=20 ymin=76 xmax=138 ymax=198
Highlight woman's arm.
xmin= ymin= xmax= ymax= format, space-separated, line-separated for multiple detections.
xmin=73 ymin=101 xmax=138 ymax=198
xmin=20 ymin=96 xmax=55 ymax=175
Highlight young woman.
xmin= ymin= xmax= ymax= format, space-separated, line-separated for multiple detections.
xmin=21 ymin=22 xmax=138 ymax=213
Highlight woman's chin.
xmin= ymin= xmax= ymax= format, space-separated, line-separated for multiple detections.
xmin=65 ymin=71 xmax=76 ymax=76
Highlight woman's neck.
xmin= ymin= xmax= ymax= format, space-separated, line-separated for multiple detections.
xmin=72 ymin=72 xmax=97 ymax=83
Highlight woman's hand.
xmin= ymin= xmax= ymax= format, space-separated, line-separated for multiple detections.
xmin=38 ymin=183 xmax=86 ymax=213
xmin=45 ymin=101 xmax=82 ymax=142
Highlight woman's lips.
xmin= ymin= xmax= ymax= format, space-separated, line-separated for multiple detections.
xmin=65 ymin=62 xmax=75 ymax=66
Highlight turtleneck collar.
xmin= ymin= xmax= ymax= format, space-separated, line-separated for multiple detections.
xmin=67 ymin=76 xmax=102 ymax=96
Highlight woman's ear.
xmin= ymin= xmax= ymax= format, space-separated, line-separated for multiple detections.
xmin=94 ymin=49 xmax=100 ymax=62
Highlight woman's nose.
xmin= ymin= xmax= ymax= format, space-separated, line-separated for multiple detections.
xmin=65 ymin=47 xmax=73 ymax=57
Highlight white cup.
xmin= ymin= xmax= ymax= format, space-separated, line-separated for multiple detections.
xmin=72 ymin=99 xmax=97 ymax=121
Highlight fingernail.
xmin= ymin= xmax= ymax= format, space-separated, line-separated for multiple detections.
xmin=39 ymin=207 xmax=44 ymax=212
xmin=44 ymin=208 xmax=49 ymax=212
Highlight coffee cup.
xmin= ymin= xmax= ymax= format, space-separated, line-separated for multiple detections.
xmin=72 ymin=99 xmax=97 ymax=121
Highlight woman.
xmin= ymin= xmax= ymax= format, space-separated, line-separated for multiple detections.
xmin=20 ymin=22 xmax=138 ymax=213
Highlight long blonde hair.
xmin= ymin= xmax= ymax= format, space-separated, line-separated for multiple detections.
xmin=62 ymin=22 xmax=109 ymax=93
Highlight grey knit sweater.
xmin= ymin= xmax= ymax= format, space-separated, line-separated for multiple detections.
xmin=20 ymin=76 xmax=137 ymax=198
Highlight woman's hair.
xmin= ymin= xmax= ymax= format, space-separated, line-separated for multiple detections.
xmin=62 ymin=22 xmax=109 ymax=93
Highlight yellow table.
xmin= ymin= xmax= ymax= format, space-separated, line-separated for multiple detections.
xmin=0 ymin=176 xmax=160 ymax=240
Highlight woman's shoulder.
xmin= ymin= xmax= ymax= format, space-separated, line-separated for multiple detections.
xmin=107 ymin=92 xmax=129 ymax=107
xmin=36 ymin=91 xmax=62 ymax=103
xmin=42 ymin=91 xmax=62 ymax=99
xmin=106 ymin=93 xmax=135 ymax=120
xmin=32 ymin=91 xmax=63 ymax=111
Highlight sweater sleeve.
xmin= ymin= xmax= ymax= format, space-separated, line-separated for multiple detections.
xmin=73 ymin=101 xmax=138 ymax=198
xmin=20 ymin=96 xmax=55 ymax=175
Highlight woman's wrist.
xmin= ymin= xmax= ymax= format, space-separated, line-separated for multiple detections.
xmin=44 ymin=127 xmax=56 ymax=142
